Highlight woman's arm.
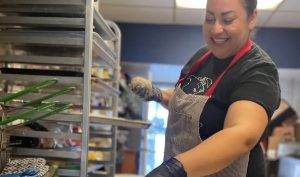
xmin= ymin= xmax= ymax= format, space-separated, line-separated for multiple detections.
xmin=146 ymin=100 xmax=268 ymax=177
xmin=176 ymin=100 xmax=268 ymax=177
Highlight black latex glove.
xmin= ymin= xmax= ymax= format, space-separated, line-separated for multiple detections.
xmin=145 ymin=157 xmax=187 ymax=177
xmin=128 ymin=77 xmax=162 ymax=102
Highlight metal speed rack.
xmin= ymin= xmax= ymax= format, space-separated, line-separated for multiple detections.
xmin=0 ymin=1 xmax=150 ymax=177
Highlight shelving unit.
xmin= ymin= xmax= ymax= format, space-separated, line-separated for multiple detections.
xmin=0 ymin=1 xmax=150 ymax=177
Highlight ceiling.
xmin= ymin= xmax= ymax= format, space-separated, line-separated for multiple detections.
xmin=98 ymin=0 xmax=300 ymax=28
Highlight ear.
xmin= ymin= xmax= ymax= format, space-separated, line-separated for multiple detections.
xmin=249 ymin=9 xmax=257 ymax=31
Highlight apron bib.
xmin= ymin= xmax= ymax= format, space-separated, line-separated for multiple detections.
xmin=164 ymin=40 xmax=253 ymax=177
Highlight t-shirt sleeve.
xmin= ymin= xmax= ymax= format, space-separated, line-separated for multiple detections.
xmin=229 ymin=63 xmax=281 ymax=119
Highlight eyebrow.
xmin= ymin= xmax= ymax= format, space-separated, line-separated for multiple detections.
xmin=207 ymin=10 xmax=235 ymax=16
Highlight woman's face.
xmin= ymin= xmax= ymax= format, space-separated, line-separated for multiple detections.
xmin=203 ymin=0 xmax=257 ymax=59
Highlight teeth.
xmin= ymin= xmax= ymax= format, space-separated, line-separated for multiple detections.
xmin=213 ymin=38 xmax=226 ymax=44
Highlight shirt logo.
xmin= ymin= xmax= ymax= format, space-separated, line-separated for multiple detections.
xmin=182 ymin=75 xmax=213 ymax=95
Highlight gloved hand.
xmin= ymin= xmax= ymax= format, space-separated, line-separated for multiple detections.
xmin=128 ymin=77 xmax=162 ymax=102
xmin=145 ymin=157 xmax=187 ymax=177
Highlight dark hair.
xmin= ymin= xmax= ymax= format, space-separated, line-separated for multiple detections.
xmin=241 ymin=0 xmax=257 ymax=17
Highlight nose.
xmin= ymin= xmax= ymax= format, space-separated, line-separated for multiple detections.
xmin=211 ymin=21 xmax=224 ymax=34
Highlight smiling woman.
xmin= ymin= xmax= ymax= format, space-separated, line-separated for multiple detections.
xmin=203 ymin=0 xmax=256 ymax=59
xmin=128 ymin=0 xmax=281 ymax=177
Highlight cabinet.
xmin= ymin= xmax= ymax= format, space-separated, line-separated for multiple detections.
xmin=0 ymin=1 xmax=150 ymax=176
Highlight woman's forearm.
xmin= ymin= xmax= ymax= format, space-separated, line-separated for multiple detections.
xmin=176 ymin=126 xmax=253 ymax=177
xmin=176 ymin=100 xmax=268 ymax=177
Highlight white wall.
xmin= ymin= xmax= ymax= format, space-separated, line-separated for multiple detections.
xmin=278 ymin=69 xmax=300 ymax=116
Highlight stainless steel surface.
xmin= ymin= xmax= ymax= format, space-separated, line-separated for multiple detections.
xmin=0 ymin=5 xmax=85 ymax=14
xmin=0 ymin=17 xmax=85 ymax=28
xmin=0 ymin=92 xmax=83 ymax=104
xmin=56 ymin=169 xmax=80 ymax=177
xmin=80 ymin=0 xmax=93 ymax=176
xmin=0 ymin=74 xmax=83 ymax=87
xmin=93 ymin=32 xmax=116 ymax=59
xmin=10 ymin=130 xmax=81 ymax=140
xmin=90 ymin=114 xmax=151 ymax=129
xmin=88 ymin=165 xmax=104 ymax=173
xmin=4 ymin=108 xmax=83 ymax=122
xmin=89 ymin=172 xmax=112 ymax=177
xmin=0 ymin=55 xmax=83 ymax=66
xmin=92 ymin=79 xmax=120 ymax=96
xmin=92 ymin=33 xmax=117 ymax=69
xmin=0 ymin=31 xmax=84 ymax=47
xmin=89 ymin=160 xmax=113 ymax=165
xmin=90 ymin=131 xmax=113 ymax=138
xmin=0 ymin=0 xmax=85 ymax=5
xmin=43 ymin=113 xmax=82 ymax=122
xmin=107 ymin=21 xmax=121 ymax=177
xmin=12 ymin=148 xmax=81 ymax=159
xmin=89 ymin=146 xmax=113 ymax=151
xmin=93 ymin=8 xmax=116 ymax=41
xmin=0 ymin=1 xmax=134 ymax=177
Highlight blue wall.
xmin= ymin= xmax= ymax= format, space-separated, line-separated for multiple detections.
xmin=254 ymin=28 xmax=300 ymax=68
xmin=118 ymin=23 xmax=300 ymax=68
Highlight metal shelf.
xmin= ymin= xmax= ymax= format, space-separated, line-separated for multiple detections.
xmin=90 ymin=131 xmax=113 ymax=138
xmin=92 ymin=79 xmax=120 ymax=96
xmin=87 ymin=165 xmax=104 ymax=173
xmin=56 ymin=169 xmax=80 ymax=177
xmin=44 ymin=112 xmax=82 ymax=122
xmin=12 ymin=148 xmax=81 ymax=159
xmin=2 ymin=110 xmax=150 ymax=128
xmin=0 ymin=1 xmax=126 ymax=176
xmin=93 ymin=7 xmax=116 ymax=41
xmin=0 ymin=55 xmax=83 ymax=66
xmin=37 ymin=112 xmax=151 ymax=129
xmin=89 ymin=147 xmax=113 ymax=152
xmin=0 ymin=5 xmax=85 ymax=15
xmin=0 ymin=92 xmax=82 ymax=104
xmin=10 ymin=130 xmax=81 ymax=140
xmin=89 ymin=171 xmax=112 ymax=177
xmin=0 ymin=31 xmax=84 ymax=47
xmin=93 ymin=32 xmax=117 ymax=69
xmin=57 ymin=166 xmax=109 ymax=177
xmin=88 ymin=160 xmax=113 ymax=166
xmin=0 ymin=0 xmax=85 ymax=5
xmin=0 ymin=74 xmax=83 ymax=87
xmin=0 ymin=36 xmax=116 ymax=68
xmin=3 ymin=108 xmax=83 ymax=122
xmin=0 ymin=16 xmax=85 ymax=28
xmin=93 ymin=32 xmax=116 ymax=59
xmin=90 ymin=114 xmax=151 ymax=129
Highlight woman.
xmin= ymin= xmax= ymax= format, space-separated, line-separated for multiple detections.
xmin=129 ymin=0 xmax=281 ymax=176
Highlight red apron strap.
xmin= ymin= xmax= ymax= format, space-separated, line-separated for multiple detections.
xmin=177 ymin=39 xmax=253 ymax=96
xmin=205 ymin=39 xmax=252 ymax=96
xmin=177 ymin=50 xmax=212 ymax=85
